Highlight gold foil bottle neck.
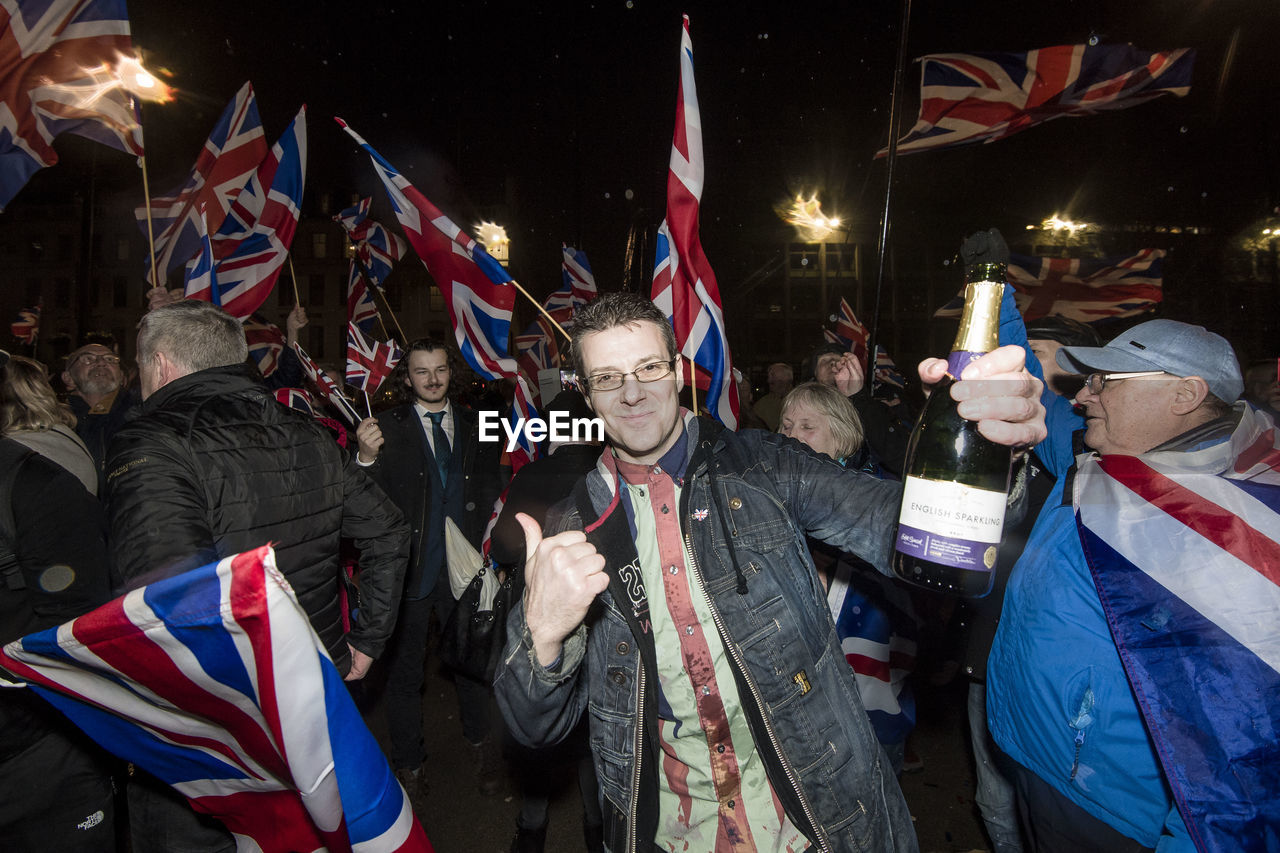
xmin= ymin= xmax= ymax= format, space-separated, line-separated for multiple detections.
xmin=951 ymin=267 xmax=1004 ymax=355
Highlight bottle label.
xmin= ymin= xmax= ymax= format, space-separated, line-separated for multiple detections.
xmin=895 ymin=475 xmax=1006 ymax=571
xmin=945 ymin=350 xmax=984 ymax=379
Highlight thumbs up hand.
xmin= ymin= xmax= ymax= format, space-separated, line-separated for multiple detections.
xmin=516 ymin=512 xmax=609 ymax=667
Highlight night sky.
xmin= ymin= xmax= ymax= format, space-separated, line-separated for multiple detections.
xmin=13 ymin=1 xmax=1280 ymax=320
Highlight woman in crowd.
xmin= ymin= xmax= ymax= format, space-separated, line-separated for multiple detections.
xmin=1 ymin=354 xmax=97 ymax=495
xmin=779 ymin=381 xmax=920 ymax=775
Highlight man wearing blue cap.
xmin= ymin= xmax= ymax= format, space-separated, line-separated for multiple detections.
xmin=986 ymin=318 xmax=1280 ymax=853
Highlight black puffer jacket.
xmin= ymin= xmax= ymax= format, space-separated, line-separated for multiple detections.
xmin=105 ymin=364 xmax=409 ymax=672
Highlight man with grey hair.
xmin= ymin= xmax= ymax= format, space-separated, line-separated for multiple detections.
xmin=106 ymin=299 xmax=410 ymax=852
xmin=751 ymin=361 xmax=793 ymax=430
xmin=986 ymin=317 xmax=1280 ymax=852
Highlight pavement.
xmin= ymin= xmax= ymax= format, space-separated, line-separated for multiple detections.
xmin=359 ymin=639 xmax=993 ymax=853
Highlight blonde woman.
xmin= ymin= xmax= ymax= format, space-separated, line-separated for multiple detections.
xmin=1 ymin=353 xmax=97 ymax=494
xmin=779 ymin=382 xmax=919 ymax=775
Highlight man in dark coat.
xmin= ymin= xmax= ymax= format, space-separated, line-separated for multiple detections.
xmin=106 ymin=300 xmax=410 ymax=853
xmin=355 ymin=338 xmax=505 ymax=804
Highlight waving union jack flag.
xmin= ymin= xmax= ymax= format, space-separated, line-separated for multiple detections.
xmin=882 ymin=43 xmax=1194 ymax=156
xmin=136 ymin=81 xmax=267 ymax=277
xmin=243 ymin=313 xmax=285 ymax=378
xmin=334 ymin=197 xmax=406 ymax=288
xmin=651 ymin=16 xmax=740 ymax=429
xmin=346 ymin=260 xmax=381 ymax=334
xmin=933 ymin=249 xmax=1165 ymax=323
xmin=9 ymin=302 xmax=39 ymax=344
xmin=182 ymin=106 xmax=306 ymax=320
xmin=0 ymin=546 xmax=433 ymax=853
xmin=345 ymin=322 xmax=401 ymax=394
xmin=0 ymin=0 xmax=145 ymax=210
xmin=293 ymin=341 xmax=360 ymax=426
xmin=338 ymin=117 xmax=541 ymax=470
xmin=550 ymin=244 xmax=597 ymax=327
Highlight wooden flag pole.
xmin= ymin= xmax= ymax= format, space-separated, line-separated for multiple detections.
xmin=687 ymin=355 xmax=698 ymax=414
xmin=139 ymin=151 xmax=161 ymax=292
xmin=510 ymin=278 xmax=571 ymax=343
xmin=288 ymin=256 xmax=302 ymax=306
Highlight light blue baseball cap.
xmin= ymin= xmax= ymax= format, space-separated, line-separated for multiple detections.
xmin=1056 ymin=319 xmax=1243 ymax=402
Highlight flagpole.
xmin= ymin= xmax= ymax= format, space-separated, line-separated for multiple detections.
xmin=510 ymin=278 xmax=571 ymax=343
xmin=868 ymin=0 xmax=914 ymax=382
xmin=288 ymin=256 xmax=302 ymax=306
xmin=688 ymin=357 xmax=699 ymax=414
xmin=364 ymin=389 xmax=373 ymax=419
xmin=137 ymin=134 xmax=161 ymax=291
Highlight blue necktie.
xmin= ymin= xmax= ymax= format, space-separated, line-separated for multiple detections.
xmin=425 ymin=410 xmax=451 ymax=485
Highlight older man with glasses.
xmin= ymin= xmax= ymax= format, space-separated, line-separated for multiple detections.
xmin=495 ymin=292 xmax=1047 ymax=853
xmin=985 ymin=316 xmax=1280 ymax=853
xmin=61 ymin=342 xmax=138 ymax=490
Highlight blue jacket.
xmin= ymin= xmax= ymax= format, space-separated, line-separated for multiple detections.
xmin=985 ymin=290 xmax=1192 ymax=850
xmin=494 ymin=415 xmax=918 ymax=853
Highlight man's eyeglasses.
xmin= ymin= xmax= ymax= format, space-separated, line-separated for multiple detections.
xmin=584 ymin=359 xmax=676 ymax=392
xmin=1084 ymin=370 xmax=1166 ymax=395
xmin=69 ymin=352 xmax=121 ymax=368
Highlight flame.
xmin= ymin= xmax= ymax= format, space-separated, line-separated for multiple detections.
xmin=783 ymin=194 xmax=842 ymax=241
xmin=474 ymin=221 xmax=509 ymax=249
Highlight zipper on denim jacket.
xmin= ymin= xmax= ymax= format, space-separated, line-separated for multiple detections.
xmin=627 ymin=661 xmax=645 ymax=853
xmin=683 ymin=530 xmax=833 ymax=853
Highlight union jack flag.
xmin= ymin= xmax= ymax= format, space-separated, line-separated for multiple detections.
xmin=551 ymin=244 xmax=597 ymax=327
xmin=347 ymin=260 xmax=380 ymax=334
xmin=293 ymin=341 xmax=360 ymax=426
xmin=9 ymin=302 xmax=39 ymax=344
xmin=515 ymin=315 xmax=560 ymax=404
xmin=186 ymin=106 xmax=306 ymax=320
xmin=1075 ymin=405 xmax=1280 ymax=853
xmin=823 ymin=300 xmax=905 ymax=396
xmin=882 ymin=43 xmax=1194 ymax=156
xmin=273 ymin=386 xmax=315 ymax=417
xmin=243 ymin=313 xmax=284 ymax=378
xmin=933 ymin=249 xmax=1165 ymax=323
xmin=136 ymin=81 xmax=267 ymax=277
xmin=650 ymin=16 xmax=740 ymax=429
xmin=0 ymin=546 xmax=433 ymax=852
xmin=334 ymin=197 xmax=406 ymax=288
xmin=0 ymin=0 xmax=144 ymax=210
xmin=345 ymin=322 xmax=401 ymax=394
xmin=338 ymin=118 xmax=541 ymax=471
xmin=182 ymin=205 xmax=217 ymax=303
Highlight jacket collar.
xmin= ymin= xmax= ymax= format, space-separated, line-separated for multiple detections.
xmin=140 ymin=362 xmax=260 ymax=414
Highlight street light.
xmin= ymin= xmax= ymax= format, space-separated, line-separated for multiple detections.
xmin=475 ymin=221 xmax=510 ymax=267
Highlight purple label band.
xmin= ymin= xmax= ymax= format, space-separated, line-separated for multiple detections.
xmin=945 ymin=350 xmax=984 ymax=380
xmin=894 ymin=524 xmax=995 ymax=572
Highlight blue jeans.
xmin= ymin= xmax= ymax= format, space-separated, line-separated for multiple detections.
xmin=969 ymin=681 xmax=1024 ymax=853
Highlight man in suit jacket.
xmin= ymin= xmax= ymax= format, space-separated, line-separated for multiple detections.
xmin=356 ymin=339 xmax=505 ymax=807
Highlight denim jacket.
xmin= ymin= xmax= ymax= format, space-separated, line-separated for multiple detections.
xmin=495 ymin=415 xmax=919 ymax=853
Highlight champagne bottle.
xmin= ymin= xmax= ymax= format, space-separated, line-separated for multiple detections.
xmin=892 ymin=230 xmax=1013 ymax=597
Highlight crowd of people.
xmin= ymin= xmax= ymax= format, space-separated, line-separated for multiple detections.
xmin=0 ymin=285 xmax=1276 ymax=853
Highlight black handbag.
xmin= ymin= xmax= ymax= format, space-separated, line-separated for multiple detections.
xmin=439 ymin=565 xmax=517 ymax=682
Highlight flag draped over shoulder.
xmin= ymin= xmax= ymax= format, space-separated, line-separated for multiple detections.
xmin=9 ymin=303 xmax=39 ymax=343
xmin=933 ymin=249 xmax=1164 ymax=323
xmin=337 ymin=117 xmax=540 ymax=471
xmin=650 ymin=16 xmax=739 ymax=429
xmin=0 ymin=546 xmax=433 ymax=853
xmin=136 ymin=81 xmax=267 ymax=277
xmin=1074 ymin=406 xmax=1280 ymax=853
xmin=345 ymin=322 xmax=401 ymax=394
xmin=0 ymin=0 xmax=144 ymax=210
xmin=882 ymin=43 xmax=1194 ymax=156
